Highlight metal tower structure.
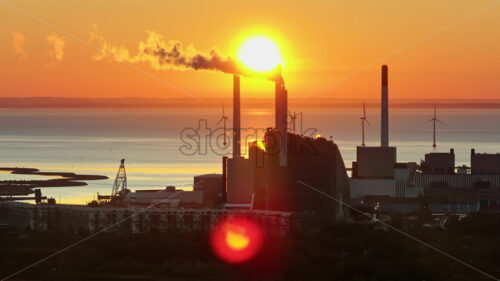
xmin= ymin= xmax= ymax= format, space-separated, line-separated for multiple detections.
xmin=111 ymin=159 xmax=127 ymax=198
xmin=360 ymin=103 xmax=371 ymax=147
xmin=426 ymin=104 xmax=443 ymax=149
xmin=216 ymin=104 xmax=229 ymax=145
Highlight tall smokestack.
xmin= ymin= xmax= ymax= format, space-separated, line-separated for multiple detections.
xmin=282 ymin=87 xmax=288 ymax=167
xmin=381 ymin=65 xmax=389 ymax=147
xmin=275 ymin=65 xmax=287 ymax=166
xmin=233 ymin=75 xmax=241 ymax=157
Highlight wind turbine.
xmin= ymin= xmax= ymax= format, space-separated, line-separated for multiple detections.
xmin=216 ymin=104 xmax=229 ymax=145
xmin=300 ymin=111 xmax=303 ymax=135
xmin=360 ymin=103 xmax=371 ymax=146
xmin=287 ymin=110 xmax=302 ymax=134
xmin=426 ymin=104 xmax=443 ymax=149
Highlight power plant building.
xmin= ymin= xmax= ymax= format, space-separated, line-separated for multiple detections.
xmin=352 ymin=146 xmax=397 ymax=179
xmin=349 ymin=65 xmax=419 ymax=200
xmin=251 ymin=129 xmax=350 ymax=220
xmin=225 ymin=66 xmax=290 ymax=208
xmin=193 ymin=174 xmax=224 ymax=207
xmin=421 ymin=149 xmax=455 ymax=175
xmin=225 ymin=157 xmax=254 ymax=207
xmin=224 ymin=74 xmax=254 ymax=208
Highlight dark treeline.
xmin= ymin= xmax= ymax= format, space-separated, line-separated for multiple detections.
xmin=1 ymin=213 xmax=499 ymax=281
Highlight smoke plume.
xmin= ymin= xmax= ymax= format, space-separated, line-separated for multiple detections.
xmin=11 ymin=32 xmax=27 ymax=58
xmin=46 ymin=32 xmax=65 ymax=61
xmin=93 ymin=31 xmax=237 ymax=74
xmin=92 ymin=31 xmax=279 ymax=80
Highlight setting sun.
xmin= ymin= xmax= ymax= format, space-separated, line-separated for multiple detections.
xmin=237 ymin=37 xmax=282 ymax=72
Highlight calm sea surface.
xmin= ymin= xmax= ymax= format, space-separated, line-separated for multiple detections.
xmin=1 ymin=107 xmax=499 ymax=204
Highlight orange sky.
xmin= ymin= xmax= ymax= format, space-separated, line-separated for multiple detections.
xmin=0 ymin=0 xmax=499 ymax=100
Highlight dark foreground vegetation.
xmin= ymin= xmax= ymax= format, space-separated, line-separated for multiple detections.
xmin=1 ymin=213 xmax=500 ymax=281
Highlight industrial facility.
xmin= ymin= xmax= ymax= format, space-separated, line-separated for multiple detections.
xmin=0 ymin=63 xmax=350 ymax=233
xmin=416 ymin=148 xmax=500 ymax=212
xmin=2 ymin=63 xmax=500 ymax=235
xmin=351 ymin=65 xmax=419 ymax=201
xmin=223 ymin=66 xmax=349 ymax=220
xmin=349 ymin=66 xmax=500 ymax=213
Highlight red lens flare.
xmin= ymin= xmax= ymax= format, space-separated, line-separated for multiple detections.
xmin=210 ymin=217 xmax=263 ymax=264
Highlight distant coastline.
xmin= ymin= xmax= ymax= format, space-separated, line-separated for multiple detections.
xmin=0 ymin=167 xmax=108 ymax=197
xmin=1 ymin=97 xmax=500 ymax=109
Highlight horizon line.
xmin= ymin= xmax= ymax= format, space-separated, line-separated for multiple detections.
xmin=1 ymin=97 xmax=500 ymax=109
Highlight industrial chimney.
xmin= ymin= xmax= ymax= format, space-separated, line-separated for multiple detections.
xmin=233 ymin=75 xmax=241 ymax=158
xmin=274 ymin=65 xmax=287 ymax=166
xmin=381 ymin=65 xmax=389 ymax=147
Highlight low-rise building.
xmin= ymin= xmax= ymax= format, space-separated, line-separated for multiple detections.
xmin=0 ymin=202 xmax=294 ymax=237
xmin=421 ymin=149 xmax=455 ymax=175
xmin=124 ymin=186 xmax=204 ymax=208
xmin=193 ymin=174 xmax=224 ymax=207
xmin=471 ymin=149 xmax=500 ymax=175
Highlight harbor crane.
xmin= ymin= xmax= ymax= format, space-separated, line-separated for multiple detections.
xmin=111 ymin=159 xmax=128 ymax=200
xmin=97 ymin=158 xmax=129 ymax=205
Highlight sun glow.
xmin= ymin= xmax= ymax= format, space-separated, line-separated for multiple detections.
xmin=255 ymin=140 xmax=266 ymax=151
xmin=210 ymin=218 xmax=263 ymax=264
xmin=238 ymin=37 xmax=282 ymax=72
xmin=225 ymin=227 xmax=250 ymax=251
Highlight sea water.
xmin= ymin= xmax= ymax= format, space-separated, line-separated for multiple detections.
xmin=0 ymin=107 xmax=499 ymax=204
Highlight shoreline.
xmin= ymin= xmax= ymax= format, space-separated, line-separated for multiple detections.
xmin=0 ymin=167 xmax=108 ymax=197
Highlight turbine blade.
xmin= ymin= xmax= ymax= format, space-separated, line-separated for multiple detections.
xmin=215 ymin=117 xmax=224 ymax=127
xmin=366 ymin=119 xmax=372 ymax=127
xmin=425 ymin=118 xmax=434 ymax=124
xmin=436 ymin=118 xmax=445 ymax=125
